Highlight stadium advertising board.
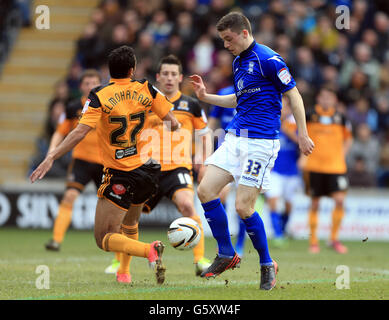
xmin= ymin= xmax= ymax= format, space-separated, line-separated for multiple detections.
xmin=0 ymin=190 xmax=389 ymax=241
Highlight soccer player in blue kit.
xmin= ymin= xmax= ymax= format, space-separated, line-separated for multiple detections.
xmin=190 ymin=12 xmax=314 ymax=290
xmin=266 ymin=97 xmax=303 ymax=248
xmin=208 ymin=85 xmax=247 ymax=257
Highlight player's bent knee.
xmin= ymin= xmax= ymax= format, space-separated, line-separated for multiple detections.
xmin=62 ymin=188 xmax=80 ymax=205
xmin=197 ymin=184 xmax=216 ymax=203
xmin=94 ymin=233 xmax=104 ymax=250
xmin=177 ymin=199 xmax=195 ymax=217
xmin=196 ymin=184 xmax=207 ymax=203
xmin=235 ymin=202 xmax=253 ymax=219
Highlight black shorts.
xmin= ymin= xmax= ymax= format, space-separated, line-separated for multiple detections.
xmin=304 ymin=172 xmax=349 ymax=197
xmin=66 ymin=158 xmax=104 ymax=192
xmin=97 ymin=159 xmax=161 ymax=210
xmin=143 ymin=167 xmax=194 ymax=213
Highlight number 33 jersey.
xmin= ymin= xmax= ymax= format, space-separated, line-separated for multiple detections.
xmin=79 ymin=78 xmax=173 ymax=171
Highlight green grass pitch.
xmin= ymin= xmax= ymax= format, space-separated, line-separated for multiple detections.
xmin=0 ymin=227 xmax=388 ymax=300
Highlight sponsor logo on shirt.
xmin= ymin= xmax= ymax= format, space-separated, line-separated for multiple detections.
xmin=242 ymin=175 xmax=259 ymax=183
xmin=236 ymin=87 xmax=261 ymax=97
xmin=277 ymin=68 xmax=292 ymax=85
xmin=112 ymin=184 xmax=126 ymax=195
xmin=237 ymin=78 xmax=244 ymax=91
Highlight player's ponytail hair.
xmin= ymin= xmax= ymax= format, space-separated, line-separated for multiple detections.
xmin=216 ymin=12 xmax=252 ymax=35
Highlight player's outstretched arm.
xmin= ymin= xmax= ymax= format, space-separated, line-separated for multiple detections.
xmin=30 ymin=123 xmax=92 ymax=183
xmin=189 ymin=74 xmax=237 ymax=108
xmin=48 ymin=131 xmax=65 ymax=154
xmin=284 ymin=86 xmax=315 ymax=156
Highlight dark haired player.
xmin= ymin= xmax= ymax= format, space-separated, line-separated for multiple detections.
xmin=31 ymin=46 xmax=181 ymax=285
xmin=190 ymin=12 xmax=314 ymax=290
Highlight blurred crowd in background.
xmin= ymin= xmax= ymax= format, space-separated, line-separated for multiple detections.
xmin=6 ymin=0 xmax=389 ymax=187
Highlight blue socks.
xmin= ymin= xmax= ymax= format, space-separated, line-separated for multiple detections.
xmin=201 ymin=198 xmax=235 ymax=258
xmin=202 ymin=200 xmax=272 ymax=266
xmin=235 ymin=217 xmax=247 ymax=257
xmin=242 ymin=211 xmax=272 ymax=266
xmin=281 ymin=213 xmax=289 ymax=233
xmin=270 ymin=211 xmax=284 ymax=238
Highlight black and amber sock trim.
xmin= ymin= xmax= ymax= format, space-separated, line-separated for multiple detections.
xmin=120 ymin=224 xmax=138 ymax=237
xmin=102 ymin=232 xmax=114 ymax=252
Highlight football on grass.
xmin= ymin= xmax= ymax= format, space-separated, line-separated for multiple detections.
xmin=167 ymin=217 xmax=201 ymax=250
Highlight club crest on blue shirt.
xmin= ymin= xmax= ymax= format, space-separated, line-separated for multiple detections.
xmin=248 ymin=61 xmax=254 ymax=74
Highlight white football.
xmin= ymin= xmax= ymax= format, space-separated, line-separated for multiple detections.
xmin=167 ymin=217 xmax=201 ymax=250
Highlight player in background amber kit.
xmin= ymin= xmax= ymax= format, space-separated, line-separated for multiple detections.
xmin=31 ymin=46 xmax=181 ymax=284
xmin=302 ymin=86 xmax=353 ymax=254
xmin=45 ymin=69 xmax=103 ymax=252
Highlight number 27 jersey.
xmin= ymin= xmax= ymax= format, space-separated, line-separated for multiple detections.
xmin=79 ymin=78 xmax=173 ymax=171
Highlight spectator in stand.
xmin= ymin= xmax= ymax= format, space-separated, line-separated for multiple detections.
xmin=274 ymin=33 xmax=296 ymax=66
xmin=187 ymin=34 xmax=216 ymax=76
xmin=282 ymin=12 xmax=304 ymax=47
xmin=321 ymin=65 xmax=340 ymax=91
xmin=103 ymin=24 xmax=130 ymax=57
xmin=328 ymin=33 xmax=350 ymax=68
xmin=268 ymin=0 xmax=288 ymax=26
xmin=294 ymin=47 xmax=323 ymax=87
xmin=29 ymin=99 xmax=71 ymax=178
xmin=76 ymin=22 xmax=106 ymax=69
xmin=373 ymin=12 xmax=389 ymax=62
xmin=65 ymin=61 xmax=83 ymax=98
xmin=346 ymin=97 xmax=378 ymax=133
xmin=361 ymin=29 xmax=380 ymax=62
xmin=45 ymin=99 xmax=66 ymax=138
xmin=347 ymin=123 xmax=380 ymax=179
xmin=306 ymin=14 xmax=339 ymax=55
xmin=347 ymin=155 xmax=376 ymax=187
xmin=291 ymin=0 xmax=316 ymax=34
xmin=375 ymin=93 xmax=389 ymax=134
xmin=379 ymin=53 xmax=389 ymax=90
xmin=343 ymin=15 xmax=361 ymax=52
xmin=134 ymin=30 xmax=163 ymax=79
xmin=52 ymin=80 xmax=70 ymax=102
xmin=351 ymin=0 xmax=371 ymax=31
xmin=295 ymin=78 xmax=316 ymax=110
xmin=254 ymin=13 xmax=277 ymax=48
xmin=146 ymin=10 xmax=173 ymax=46
xmin=122 ymin=9 xmax=142 ymax=44
xmin=339 ymin=42 xmax=380 ymax=90
xmin=378 ymin=130 xmax=389 ymax=187
xmin=15 ymin=0 xmax=32 ymax=27
xmin=175 ymin=11 xmax=199 ymax=52
xmin=340 ymin=69 xmax=373 ymax=105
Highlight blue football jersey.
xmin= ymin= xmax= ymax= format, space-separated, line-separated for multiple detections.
xmin=227 ymin=41 xmax=296 ymax=139
xmin=273 ymin=130 xmax=300 ymax=176
xmin=209 ymin=85 xmax=236 ymax=130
